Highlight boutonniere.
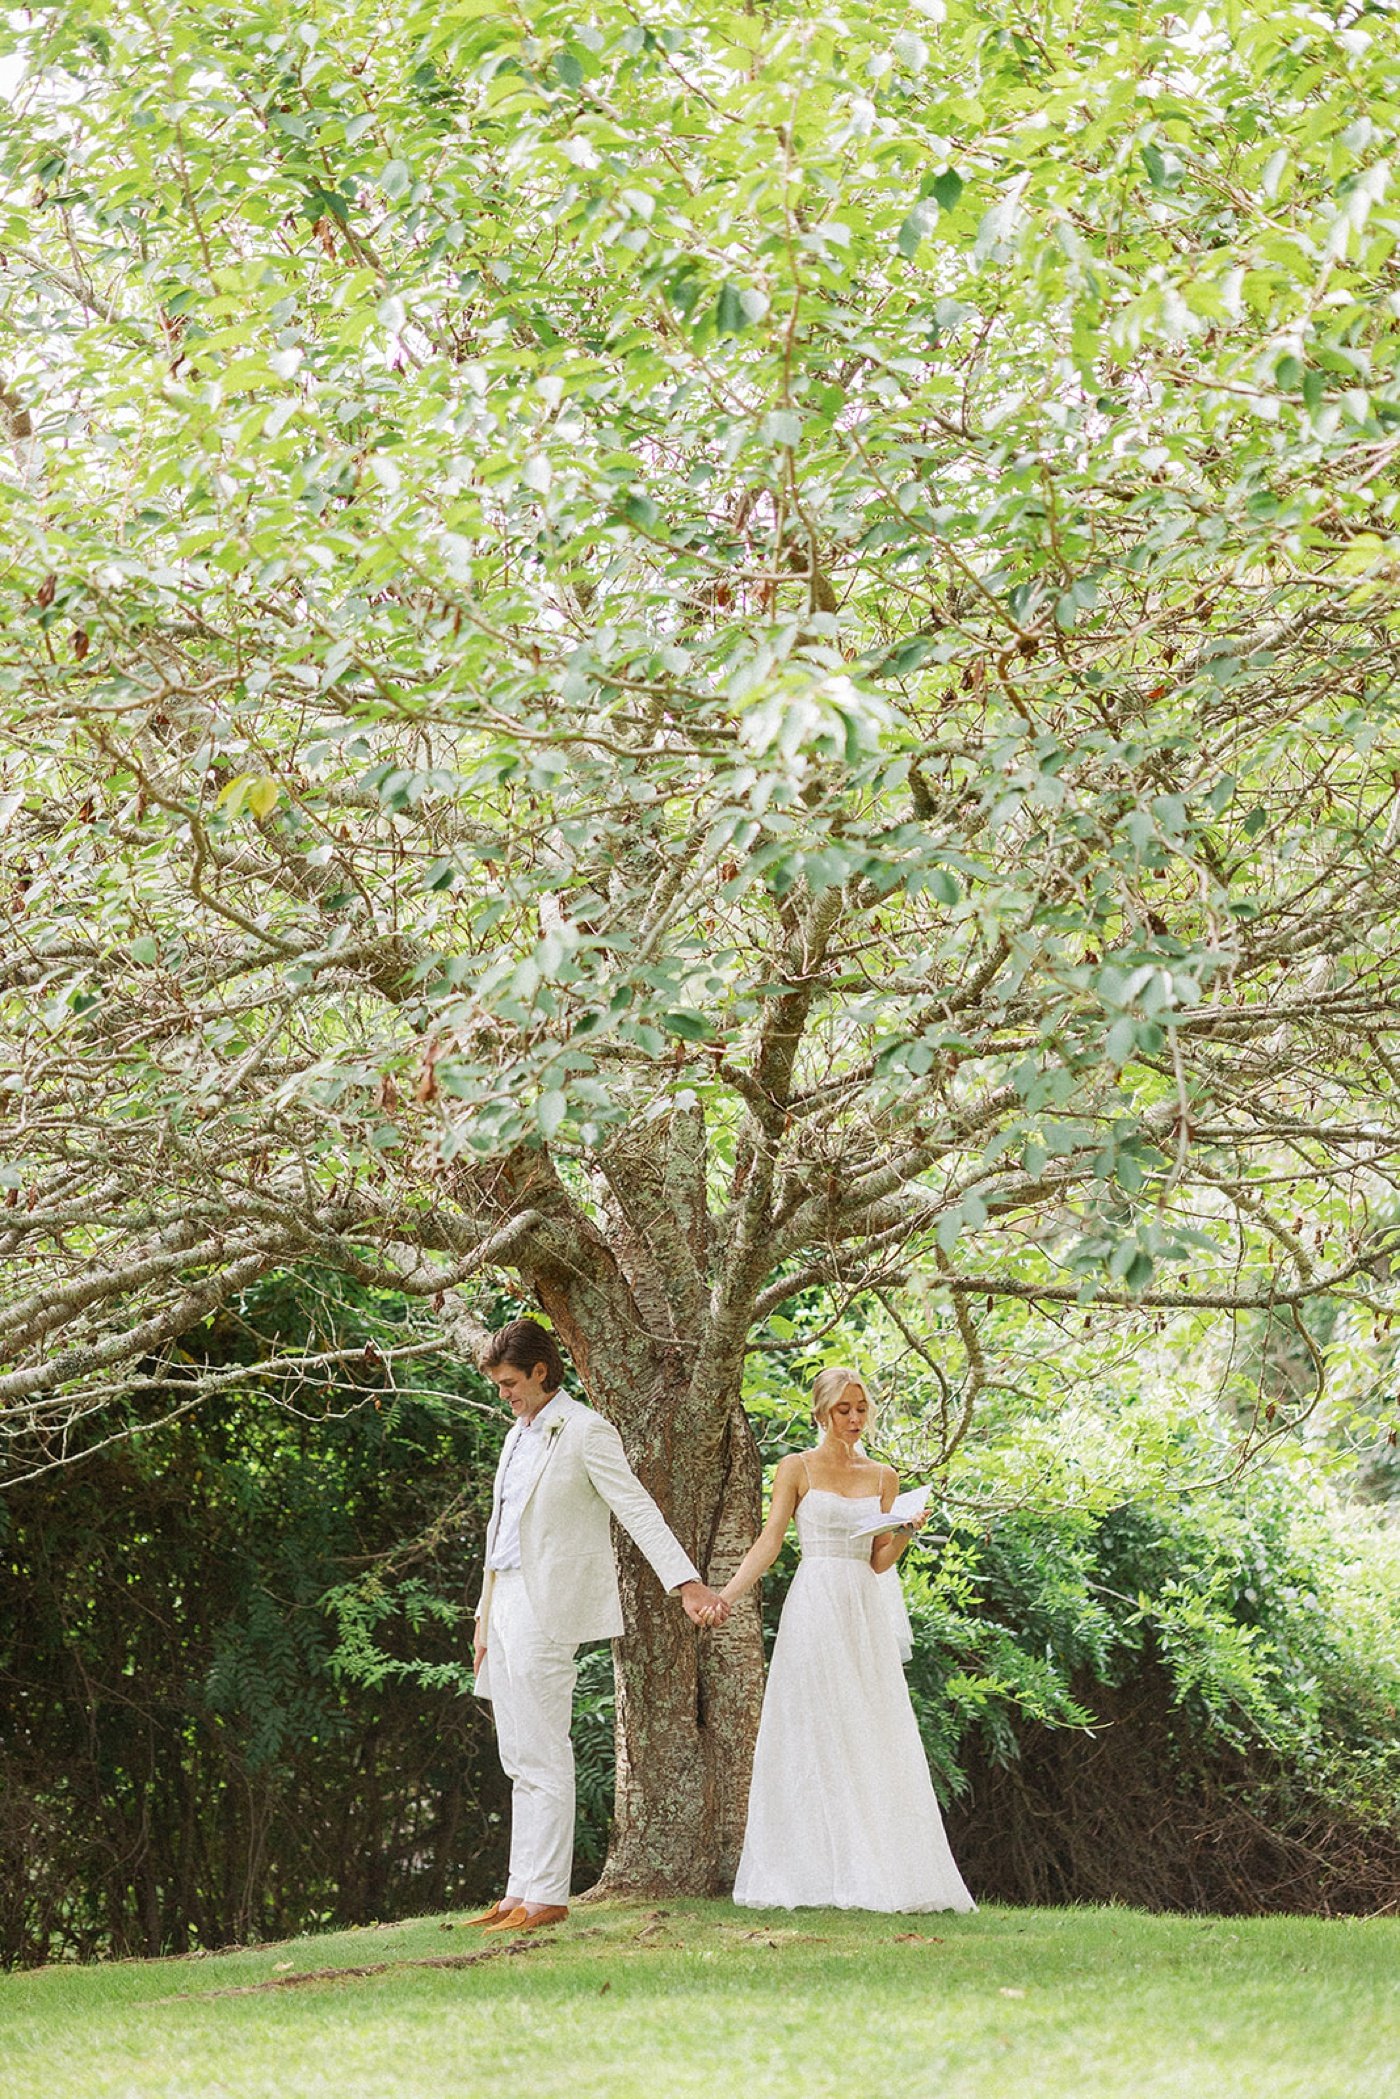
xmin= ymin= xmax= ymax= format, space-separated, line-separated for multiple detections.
xmin=546 ymin=1420 xmax=564 ymax=1444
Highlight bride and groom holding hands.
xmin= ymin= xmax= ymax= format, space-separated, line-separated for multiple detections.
xmin=468 ymin=1318 xmax=974 ymax=1933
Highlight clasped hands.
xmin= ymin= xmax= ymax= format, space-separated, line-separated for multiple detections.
xmin=679 ymin=1580 xmax=730 ymax=1630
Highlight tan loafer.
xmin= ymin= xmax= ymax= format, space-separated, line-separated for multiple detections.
xmin=464 ymin=1901 xmax=518 ymax=1928
xmin=482 ymin=1903 xmax=569 ymax=1934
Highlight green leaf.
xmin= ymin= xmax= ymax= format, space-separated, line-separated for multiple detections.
xmin=762 ymin=409 xmax=803 ymax=447
xmin=622 ymin=490 xmax=659 ymax=530
xmin=537 ymin=1090 xmax=568 ymax=1139
xmin=1123 ymin=1251 xmax=1154 ymax=1292
xmin=1115 ymin=1152 xmax=1144 ymax=1196
xmin=662 ymin=1010 xmax=713 ymax=1042
xmin=715 ymin=282 xmax=748 ymax=336
xmin=878 ymin=635 xmax=937 ymax=676
xmin=898 ymin=212 xmax=926 ymax=259
xmin=1105 ymin=1017 xmax=1137 ymax=1067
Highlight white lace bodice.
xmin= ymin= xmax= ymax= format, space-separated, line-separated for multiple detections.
xmin=795 ymin=1487 xmax=883 ymax=1561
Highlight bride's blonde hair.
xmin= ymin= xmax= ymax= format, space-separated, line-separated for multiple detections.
xmin=811 ymin=1365 xmax=876 ymax=1439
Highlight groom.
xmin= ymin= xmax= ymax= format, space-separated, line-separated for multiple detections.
xmin=468 ymin=1318 xmax=728 ymax=1932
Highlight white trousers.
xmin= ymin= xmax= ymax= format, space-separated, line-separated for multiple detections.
xmin=484 ymin=1569 xmax=579 ymax=1905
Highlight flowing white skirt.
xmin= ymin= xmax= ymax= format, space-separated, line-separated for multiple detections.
xmin=733 ymin=1557 xmax=976 ymax=1913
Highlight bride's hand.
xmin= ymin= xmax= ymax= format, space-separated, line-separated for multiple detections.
xmin=887 ymin=1512 xmax=926 ymax=1540
xmin=681 ymin=1580 xmax=729 ymax=1629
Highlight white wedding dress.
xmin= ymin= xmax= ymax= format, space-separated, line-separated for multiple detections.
xmin=732 ymin=1487 xmax=976 ymax=1913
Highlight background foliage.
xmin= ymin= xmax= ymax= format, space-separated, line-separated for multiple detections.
xmin=0 ymin=1277 xmax=509 ymax=1966
xmin=6 ymin=1273 xmax=1400 ymax=1965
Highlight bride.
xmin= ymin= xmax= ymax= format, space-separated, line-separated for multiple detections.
xmin=720 ymin=1366 xmax=975 ymax=1914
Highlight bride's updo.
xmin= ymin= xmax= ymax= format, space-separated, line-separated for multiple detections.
xmin=811 ymin=1365 xmax=876 ymax=1439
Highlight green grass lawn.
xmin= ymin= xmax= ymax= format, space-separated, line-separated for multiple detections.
xmin=2 ymin=1900 xmax=1397 ymax=2099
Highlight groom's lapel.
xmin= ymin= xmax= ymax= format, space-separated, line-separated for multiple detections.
xmin=518 ymin=1400 xmax=569 ymax=1518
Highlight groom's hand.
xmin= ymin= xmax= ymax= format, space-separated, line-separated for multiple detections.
xmin=473 ymin=1625 xmax=487 ymax=1675
xmin=679 ymin=1580 xmax=729 ymax=1628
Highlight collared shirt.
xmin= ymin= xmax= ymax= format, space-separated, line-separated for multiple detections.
xmin=485 ymin=1391 xmax=566 ymax=1572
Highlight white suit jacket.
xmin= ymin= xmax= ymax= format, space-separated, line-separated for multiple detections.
xmin=473 ymin=1394 xmax=700 ymax=1660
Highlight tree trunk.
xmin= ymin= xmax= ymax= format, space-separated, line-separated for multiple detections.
xmin=599 ymin=1398 xmax=764 ymax=1895
xmin=512 ymin=1105 xmax=769 ymax=1896
xmin=531 ymin=1268 xmax=766 ymax=1894
xmin=699 ymin=1401 xmax=767 ymax=1884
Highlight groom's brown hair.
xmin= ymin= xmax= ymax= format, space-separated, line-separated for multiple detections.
xmin=480 ymin=1317 xmax=566 ymax=1392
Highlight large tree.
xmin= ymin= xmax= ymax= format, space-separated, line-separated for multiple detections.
xmin=5 ymin=0 xmax=1400 ymax=1889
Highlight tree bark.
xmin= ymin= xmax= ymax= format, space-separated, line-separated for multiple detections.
xmin=700 ymin=1401 xmax=766 ymax=1884
xmin=599 ymin=1397 xmax=764 ymax=1895
xmin=526 ymin=1246 xmax=766 ymax=1895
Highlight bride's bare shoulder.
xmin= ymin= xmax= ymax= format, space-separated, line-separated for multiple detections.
xmin=768 ymin=1453 xmax=806 ymax=1510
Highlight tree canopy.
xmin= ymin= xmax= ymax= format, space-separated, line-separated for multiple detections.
xmin=5 ymin=0 xmax=1400 ymax=1460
